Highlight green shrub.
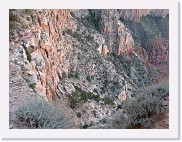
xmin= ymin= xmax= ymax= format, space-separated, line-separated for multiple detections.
xmin=103 ymin=96 xmax=114 ymax=105
xmin=25 ymin=49 xmax=31 ymax=62
xmin=92 ymin=94 xmax=100 ymax=103
xmin=62 ymin=72 xmax=67 ymax=79
xmin=68 ymin=70 xmax=79 ymax=79
xmin=70 ymin=11 xmax=76 ymax=18
xmin=29 ymin=83 xmax=36 ymax=93
xmin=93 ymin=88 xmax=98 ymax=93
xmin=82 ymin=124 xmax=89 ymax=129
xmin=76 ymin=112 xmax=82 ymax=118
xmin=86 ymin=35 xmax=94 ymax=42
xmin=68 ymin=93 xmax=80 ymax=109
xmin=9 ymin=23 xmax=16 ymax=31
xmin=68 ymin=86 xmax=100 ymax=109
xmin=100 ymin=118 xmax=107 ymax=124
xmin=86 ymin=75 xmax=92 ymax=82
xmin=92 ymin=110 xmax=97 ymax=117
xmin=19 ymin=50 xmax=24 ymax=54
xmin=15 ymin=98 xmax=71 ymax=129
xmin=9 ymin=10 xmax=18 ymax=31
xmin=64 ymin=29 xmax=83 ymax=42
xmin=9 ymin=10 xmax=17 ymax=22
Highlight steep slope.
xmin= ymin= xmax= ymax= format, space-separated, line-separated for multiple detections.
xmin=9 ymin=9 xmax=169 ymax=129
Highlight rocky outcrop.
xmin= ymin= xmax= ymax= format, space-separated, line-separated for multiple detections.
xmin=10 ymin=9 xmax=73 ymax=101
xmin=144 ymin=38 xmax=168 ymax=65
xmin=97 ymin=44 xmax=109 ymax=57
xmin=91 ymin=10 xmax=134 ymax=55
xmin=117 ymin=9 xmax=169 ymax=22
xmin=9 ymin=9 xmax=169 ymax=128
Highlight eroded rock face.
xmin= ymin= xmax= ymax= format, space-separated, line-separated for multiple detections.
xmin=117 ymin=9 xmax=169 ymax=22
xmin=91 ymin=10 xmax=135 ymax=55
xmin=9 ymin=9 xmax=169 ymax=128
xmin=144 ymin=38 xmax=169 ymax=65
xmin=10 ymin=9 xmax=73 ymax=101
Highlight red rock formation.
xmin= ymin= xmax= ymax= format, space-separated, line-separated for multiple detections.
xmin=94 ymin=10 xmax=135 ymax=55
xmin=145 ymin=37 xmax=168 ymax=66
xmin=11 ymin=9 xmax=73 ymax=101
xmin=117 ymin=9 xmax=169 ymax=22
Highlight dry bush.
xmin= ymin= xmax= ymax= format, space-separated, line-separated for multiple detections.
xmin=15 ymin=98 xmax=72 ymax=129
xmin=112 ymin=81 xmax=169 ymax=128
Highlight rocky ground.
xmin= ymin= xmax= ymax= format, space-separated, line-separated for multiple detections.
xmin=9 ymin=9 xmax=169 ymax=129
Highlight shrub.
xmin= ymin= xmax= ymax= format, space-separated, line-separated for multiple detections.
xmin=24 ymin=9 xmax=33 ymax=15
xmin=9 ymin=23 xmax=16 ymax=31
xmin=68 ymin=70 xmax=79 ymax=79
xmin=111 ymin=112 xmax=128 ymax=129
xmin=122 ymin=92 xmax=162 ymax=128
xmin=9 ymin=10 xmax=18 ymax=22
xmin=112 ymin=81 xmax=169 ymax=128
xmin=86 ymin=75 xmax=92 ymax=82
xmin=15 ymin=98 xmax=71 ymax=129
xmin=62 ymin=71 xmax=67 ymax=79
xmin=29 ymin=83 xmax=36 ymax=93
xmin=93 ymin=88 xmax=98 ymax=94
xmin=70 ymin=11 xmax=76 ymax=18
xmin=81 ymin=15 xmax=100 ymax=32
xmin=100 ymin=118 xmax=107 ymax=124
xmin=68 ymin=93 xmax=80 ymax=109
xmin=76 ymin=112 xmax=82 ymax=118
xmin=64 ymin=29 xmax=83 ymax=42
xmin=68 ymin=86 xmax=100 ymax=108
xmin=25 ymin=49 xmax=31 ymax=62
xmin=103 ymin=96 xmax=114 ymax=105
xmin=82 ymin=124 xmax=89 ymax=129
xmin=9 ymin=10 xmax=18 ymax=32
xmin=86 ymin=35 xmax=94 ymax=42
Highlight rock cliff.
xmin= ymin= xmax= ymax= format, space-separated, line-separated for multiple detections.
xmin=9 ymin=9 xmax=169 ymax=129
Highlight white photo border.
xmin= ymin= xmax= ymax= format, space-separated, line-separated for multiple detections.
xmin=0 ymin=0 xmax=179 ymax=139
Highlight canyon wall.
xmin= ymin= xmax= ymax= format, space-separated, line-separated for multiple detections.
xmin=117 ymin=9 xmax=169 ymax=22
xmin=10 ymin=9 xmax=73 ymax=101
xmin=9 ymin=9 xmax=169 ymax=128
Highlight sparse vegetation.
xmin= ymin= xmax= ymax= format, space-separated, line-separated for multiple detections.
xmin=29 ymin=83 xmax=36 ymax=93
xmin=9 ymin=9 xmax=18 ymax=32
xmin=86 ymin=75 xmax=92 ymax=82
xmin=70 ymin=11 xmax=100 ymax=32
xmin=65 ymin=29 xmax=83 ymax=42
xmin=62 ymin=72 xmax=67 ymax=79
xmin=81 ymin=16 xmax=100 ymax=32
xmin=68 ymin=70 xmax=79 ymax=79
xmin=9 ymin=10 xmax=18 ymax=22
xmin=120 ymin=15 xmax=169 ymax=47
xmin=70 ymin=11 xmax=76 ymax=18
xmin=82 ymin=124 xmax=89 ymax=129
xmin=68 ymin=86 xmax=100 ymax=109
xmin=86 ymin=35 xmax=94 ymax=42
xmin=76 ymin=112 xmax=82 ymax=118
xmin=24 ymin=9 xmax=33 ymax=15
xmin=9 ymin=9 xmax=169 ymax=130
xmin=15 ymin=98 xmax=71 ymax=129
xmin=111 ymin=81 xmax=169 ymax=128
xmin=25 ymin=49 xmax=31 ymax=62
xmin=103 ymin=96 xmax=114 ymax=105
